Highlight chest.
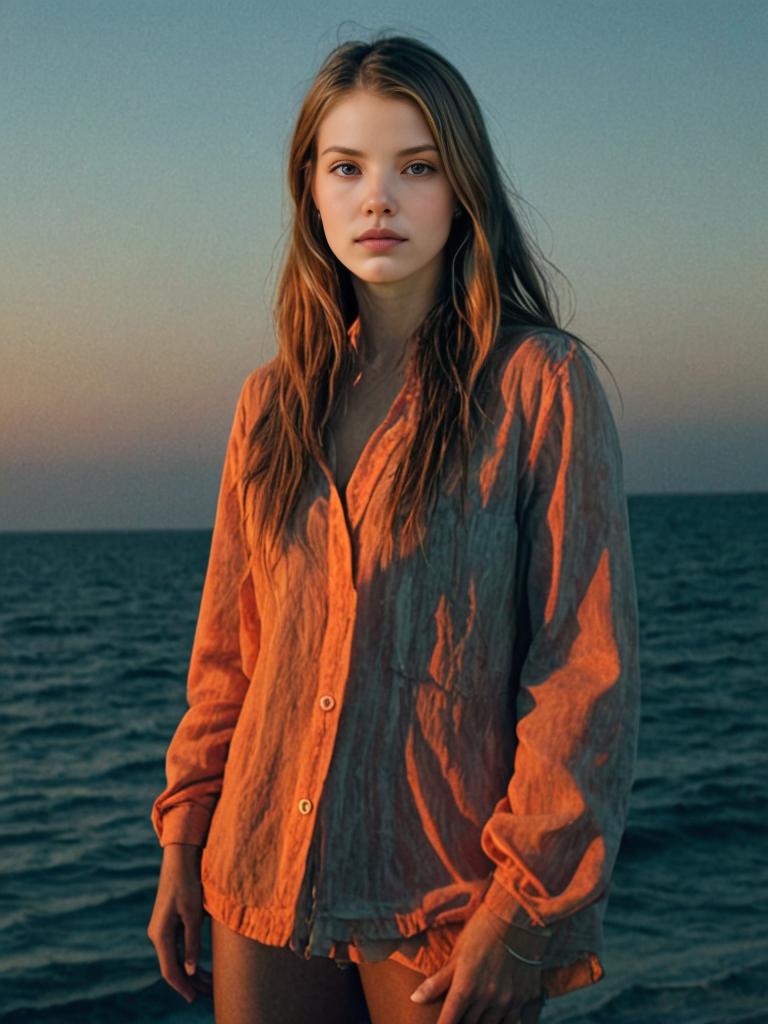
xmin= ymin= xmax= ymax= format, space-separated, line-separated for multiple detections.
xmin=325 ymin=371 xmax=407 ymax=496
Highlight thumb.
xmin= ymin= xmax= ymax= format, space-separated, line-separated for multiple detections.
xmin=181 ymin=906 xmax=201 ymax=976
xmin=410 ymin=962 xmax=453 ymax=1004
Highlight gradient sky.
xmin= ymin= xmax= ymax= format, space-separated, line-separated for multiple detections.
xmin=1 ymin=0 xmax=766 ymax=530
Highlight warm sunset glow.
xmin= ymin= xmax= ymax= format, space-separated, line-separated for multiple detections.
xmin=2 ymin=5 xmax=764 ymax=532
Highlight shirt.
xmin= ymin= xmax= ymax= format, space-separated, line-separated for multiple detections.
xmin=150 ymin=323 xmax=641 ymax=1001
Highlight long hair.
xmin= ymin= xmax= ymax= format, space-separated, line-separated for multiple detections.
xmin=243 ymin=31 xmax=615 ymax=568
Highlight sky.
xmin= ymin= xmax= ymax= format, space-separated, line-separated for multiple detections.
xmin=1 ymin=0 xmax=766 ymax=531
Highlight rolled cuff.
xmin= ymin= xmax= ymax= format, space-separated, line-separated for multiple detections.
xmin=481 ymin=874 xmax=555 ymax=937
xmin=153 ymin=801 xmax=212 ymax=847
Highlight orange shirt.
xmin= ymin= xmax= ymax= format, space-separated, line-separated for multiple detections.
xmin=150 ymin=326 xmax=641 ymax=1001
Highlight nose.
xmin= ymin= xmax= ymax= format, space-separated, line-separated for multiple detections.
xmin=363 ymin=175 xmax=396 ymax=218
xmin=365 ymin=197 xmax=395 ymax=217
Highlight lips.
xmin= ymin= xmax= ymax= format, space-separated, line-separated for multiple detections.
xmin=356 ymin=236 xmax=405 ymax=252
xmin=356 ymin=230 xmax=405 ymax=241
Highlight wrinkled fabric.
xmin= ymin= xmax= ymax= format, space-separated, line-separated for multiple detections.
xmin=150 ymin=324 xmax=641 ymax=1000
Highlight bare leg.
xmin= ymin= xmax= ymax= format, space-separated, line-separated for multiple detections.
xmin=210 ymin=916 xmax=370 ymax=1024
xmin=357 ymin=958 xmax=445 ymax=1024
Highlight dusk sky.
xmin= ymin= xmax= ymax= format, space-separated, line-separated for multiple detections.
xmin=2 ymin=0 xmax=765 ymax=531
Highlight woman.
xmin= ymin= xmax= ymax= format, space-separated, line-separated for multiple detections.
xmin=147 ymin=33 xmax=641 ymax=1024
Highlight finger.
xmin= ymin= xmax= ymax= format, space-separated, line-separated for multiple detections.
xmin=434 ymin=982 xmax=472 ymax=1024
xmin=154 ymin=926 xmax=196 ymax=1003
xmin=411 ymin=963 xmax=454 ymax=1004
xmin=499 ymin=998 xmax=537 ymax=1024
xmin=463 ymin=999 xmax=500 ymax=1024
xmin=180 ymin=904 xmax=202 ymax=977
xmin=189 ymin=969 xmax=213 ymax=998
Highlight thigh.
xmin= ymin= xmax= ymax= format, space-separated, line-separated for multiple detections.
xmin=357 ymin=957 xmax=445 ymax=1024
xmin=210 ymin=916 xmax=369 ymax=1024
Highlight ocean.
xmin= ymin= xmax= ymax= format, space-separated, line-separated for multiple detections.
xmin=1 ymin=493 xmax=766 ymax=1023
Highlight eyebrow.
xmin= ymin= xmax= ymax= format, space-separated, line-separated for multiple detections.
xmin=320 ymin=144 xmax=439 ymax=158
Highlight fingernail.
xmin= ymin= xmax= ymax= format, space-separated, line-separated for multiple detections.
xmin=184 ymin=960 xmax=196 ymax=976
xmin=410 ymin=988 xmax=425 ymax=1003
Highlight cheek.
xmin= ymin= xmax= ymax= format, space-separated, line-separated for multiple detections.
xmin=414 ymin=188 xmax=454 ymax=224
xmin=314 ymin=176 xmax=340 ymax=211
xmin=322 ymin=192 xmax=354 ymax=227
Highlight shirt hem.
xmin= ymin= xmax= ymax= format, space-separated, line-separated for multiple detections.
xmin=201 ymin=876 xmax=605 ymax=1000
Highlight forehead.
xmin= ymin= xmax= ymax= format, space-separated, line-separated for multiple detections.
xmin=316 ymin=91 xmax=434 ymax=152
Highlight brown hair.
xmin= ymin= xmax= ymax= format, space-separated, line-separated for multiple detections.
xmin=243 ymin=31 xmax=614 ymax=568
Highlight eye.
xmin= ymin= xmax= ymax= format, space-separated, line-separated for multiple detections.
xmin=329 ymin=162 xmax=359 ymax=177
xmin=406 ymin=162 xmax=436 ymax=176
xmin=328 ymin=161 xmax=437 ymax=177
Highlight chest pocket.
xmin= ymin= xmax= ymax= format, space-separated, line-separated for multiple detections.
xmin=388 ymin=495 xmax=520 ymax=700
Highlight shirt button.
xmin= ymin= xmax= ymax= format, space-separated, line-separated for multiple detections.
xmin=319 ymin=694 xmax=335 ymax=710
xmin=298 ymin=798 xmax=313 ymax=814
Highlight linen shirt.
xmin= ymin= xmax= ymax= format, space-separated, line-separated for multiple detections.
xmin=150 ymin=325 xmax=641 ymax=1000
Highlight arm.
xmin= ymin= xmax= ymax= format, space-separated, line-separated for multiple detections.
xmin=479 ymin=341 xmax=641 ymax=936
xmin=150 ymin=374 xmax=260 ymax=847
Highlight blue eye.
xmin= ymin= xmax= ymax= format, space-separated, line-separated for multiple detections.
xmin=330 ymin=162 xmax=358 ymax=177
xmin=329 ymin=161 xmax=436 ymax=177
xmin=407 ymin=162 xmax=435 ymax=176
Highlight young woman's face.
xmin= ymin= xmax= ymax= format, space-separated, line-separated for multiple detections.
xmin=311 ymin=90 xmax=457 ymax=292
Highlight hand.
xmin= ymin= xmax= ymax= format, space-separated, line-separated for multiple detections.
xmin=146 ymin=843 xmax=213 ymax=1004
xmin=409 ymin=904 xmax=548 ymax=1024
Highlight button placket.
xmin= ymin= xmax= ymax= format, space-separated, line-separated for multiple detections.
xmin=291 ymin=498 xmax=358 ymax=960
xmin=292 ymin=341 xmax=415 ymax=960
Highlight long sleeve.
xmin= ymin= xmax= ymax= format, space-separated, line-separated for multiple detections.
xmin=150 ymin=375 xmax=260 ymax=847
xmin=479 ymin=341 xmax=641 ymax=933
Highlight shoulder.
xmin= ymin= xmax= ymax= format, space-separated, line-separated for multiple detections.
xmin=496 ymin=325 xmax=586 ymax=379
xmin=494 ymin=326 xmax=595 ymax=420
xmin=235 ymin=356 xmax=280 ymax=429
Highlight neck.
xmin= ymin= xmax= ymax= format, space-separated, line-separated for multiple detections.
xmin=352 ymin=266 xmax=443 ymax=369
xmin=355 ymin=332 xmax=410 ymax=376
